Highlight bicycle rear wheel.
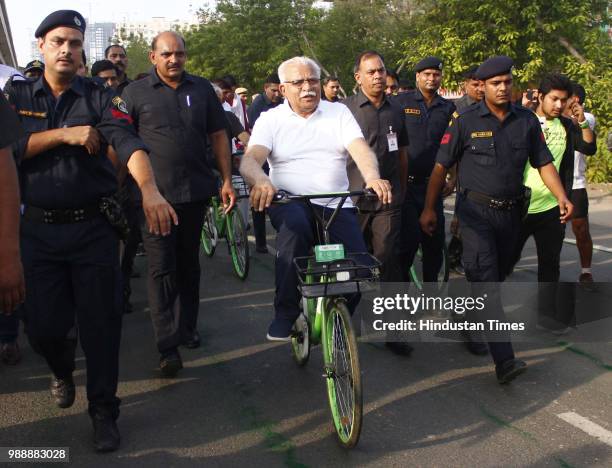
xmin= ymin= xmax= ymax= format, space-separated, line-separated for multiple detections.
xmin=291 ymin=312 xmax=310 ymax=366
xmin=201 ymin=204 xmax=218 ymax=257
xmin=323 ymin=299 xmax=362 ymax=448
xmin=227 ymin=209 xmax=250 ymax=280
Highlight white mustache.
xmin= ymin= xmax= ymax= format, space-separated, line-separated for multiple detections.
xmin=300 ymin=91 xmax=316 ymax=98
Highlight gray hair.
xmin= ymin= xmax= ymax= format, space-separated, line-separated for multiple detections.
xmin=278 ymin=56 xmax=321 ymax=83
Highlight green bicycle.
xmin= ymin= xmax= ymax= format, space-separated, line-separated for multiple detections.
xmin=274 ymin=189 xmax=380 ymax=448
xmin=200 ymin=176 xmax=250 ymax=280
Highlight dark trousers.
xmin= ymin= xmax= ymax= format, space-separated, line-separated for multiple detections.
xmin=513 ymin=206 xmax=573 ymax=326
xmin=0 ymin=313 xmax=19 ymax=343
xmin=140 ymin=202 xmax=206 ymax=354
xmin=401 ymin=182 xmax=445 ymax=282
xmin=120 ymin=201 xmax=143 ymax=302
xmin=359 ymin=207 xmax=403 ymax=281
xmin=268 ymin=203 xmax=368 ymax=323
xmin=456 ymin=194 xmax=518 ymax=365
xmin=252 ymin=209 xmax=267 ymax=248
xmin=21 ymin=216 xmax=122 ymax=418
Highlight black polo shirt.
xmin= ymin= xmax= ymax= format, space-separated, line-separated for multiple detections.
xmin=4 ymin=75 xmax=146 ymax=209
xmin=248 ymin=93 xmax=282 ymax=126
xmin=122 ymin=69 xmax=227 ymax=204
xmin=343 ymin=90 xmax=408 ymax=207
xmin=116 ymin=78 xmax=132 ymax=96
xmin=0 ymin=92 xmax=23 ymax=148
xmin=436 ymin=100 xmax=553 ymax=198
xmin=393 ymin=89 xmax=456 ymax=178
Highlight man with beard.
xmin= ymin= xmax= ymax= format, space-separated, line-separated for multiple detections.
xmin=105 ymin=44 xmax=130 ymax=95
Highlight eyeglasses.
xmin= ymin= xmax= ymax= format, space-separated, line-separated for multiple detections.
xmin=284 ymin=78 xmax=320 ymax=87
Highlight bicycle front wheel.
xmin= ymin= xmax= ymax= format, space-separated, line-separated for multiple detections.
xmin=227 ymin=209 xmax=250 ymax=280
xmin=323 ymin=299 xmax=362 ymax=448
xmin=201 ymin=205 xmax=218 ymax=257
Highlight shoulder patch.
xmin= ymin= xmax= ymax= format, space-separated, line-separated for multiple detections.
xmin=452 ymin=111 xmax=459 ymax=119
xmin=112 ymin=96 xmax=129 ymax=114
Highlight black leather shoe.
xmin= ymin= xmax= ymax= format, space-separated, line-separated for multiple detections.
xmin=92 ymin=411 xmax=120 ymax=452
xmin=496 ymin=358 xmax=527 ymax=384
xmin=50 ymin=376 xmax=75 ymax=409
xmin=182 ymin=330 xmax=201 ymax=349
xmin=160 ymin=350 xmax=183 ymax=377
xmin=385 ymin=341 xmax=414 ymax=356
xmin=465 ymin=340 xmax=489 ymax=356
xmin=256 ymin=245 xmax=269 ymax=254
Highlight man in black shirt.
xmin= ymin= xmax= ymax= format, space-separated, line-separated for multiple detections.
xmin=248 ymin=73 xmax=283 ymax=125
xmin=105 ymin=44 xmax=130 ymax=96
xmin=122 ymin=31 xmax=235 ymax=376
xmin=5 ymin=10 xmax=176 ymax=451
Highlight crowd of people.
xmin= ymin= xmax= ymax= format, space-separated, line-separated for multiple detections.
xmin=0 ymin=8 xmax=600 ymax=453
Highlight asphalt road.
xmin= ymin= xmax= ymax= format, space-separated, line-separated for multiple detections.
xmin=0 ymin=189 xmax=610 ymax=467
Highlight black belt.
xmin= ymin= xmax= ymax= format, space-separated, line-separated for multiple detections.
xmin=407 ymin=174 xmax=430 ymax=184
xmin=23 ymin=204 xmax=102 ymax=224
xmin=462 ymin=189 xmax=522 ymax=211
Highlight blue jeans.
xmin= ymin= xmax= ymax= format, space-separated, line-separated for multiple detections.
xmin=268 ymin=202 xmax=368 ymax=323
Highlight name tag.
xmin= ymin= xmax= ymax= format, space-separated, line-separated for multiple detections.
xmin=387 ymin=126 xmax=398 ymax=152
xmin=18 ymin=109 xmax=47 ymax=119
xmin=471 ymin=131 xmax=493 ymax=138
xmin=404 ymin=108 xmax=421 ymax=115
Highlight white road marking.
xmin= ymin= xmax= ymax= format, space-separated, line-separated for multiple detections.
xmin=557 ymin=412 xmax=612 ymax=447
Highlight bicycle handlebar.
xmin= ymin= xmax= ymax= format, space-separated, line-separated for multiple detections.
xmin=272 ymin=188 xmax=377 ymax=204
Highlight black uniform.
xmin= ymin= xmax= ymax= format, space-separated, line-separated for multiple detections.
xmin=394 ymin=88 xmax=455 ymax=281
xmin=344 ymin=90 xmax=408 ymax=281
xmin=122 ymin=69 xmax=226 ymax=355
xmin=436 ymin=99 xmax=553 ymax=363
xmin=4 ymin=74 xmax=147 ymax=418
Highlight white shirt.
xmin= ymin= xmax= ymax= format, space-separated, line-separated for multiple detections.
xmin=572 ymin=112 xmax=596 ymax=189
xmin=249 ymin=100 xmax=364 ymax=207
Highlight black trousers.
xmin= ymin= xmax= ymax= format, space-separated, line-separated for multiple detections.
xmin=140 ymin=202 xmax=206 ymax=354
xmin=359 ymin=207 xmax=403 ymax=282
xmin=456 ymin=194 xmax=518 ymax=365
xmin=120 ymin=201 xmax=143 ymax=301
xmin=513 ymin=206 xmax=573 ymax=326
xmin=21 ymin=216 xmax=122 ymax=418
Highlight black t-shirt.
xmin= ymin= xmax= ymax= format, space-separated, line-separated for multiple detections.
xmin=0 ymin=93 xmax=23 ymax=148
xmin=122 ymin=69 xmax=227 ymax=203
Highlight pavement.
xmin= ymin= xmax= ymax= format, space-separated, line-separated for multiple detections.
xmin=0 ymin=187 xmax=610 ymax=467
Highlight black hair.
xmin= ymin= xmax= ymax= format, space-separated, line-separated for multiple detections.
xmin=104 ymin=44 xmax=126 ymax=58
xmin=264 ymin=73 xmax=280 ymax=85
xmin=386 ymin=68 xmax=398 ymax=81
xmin=463 ymin=65 xmax=479 ymax=80
xmin=222 ymin=74 xmax=237 ymax=87
xmin=151 ymin=32 xmax=186 ymax=51
xmin=571 ymin=82 xmax=586 ymax=105
xmin=323 ymin=75 xmax=339 ymax=85
xmin=353 ymin=50 xmax=385 ymax=74
xmin=91 ymin=59 xmax=117 ymax=77
xmin=213 ymin=79 xmax=231 ymax=91
xmin=538 ymin=73 xmax=572 ymax=97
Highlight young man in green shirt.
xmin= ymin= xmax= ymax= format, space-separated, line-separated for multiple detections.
xmin=513 ymin=73 xmax=596 ymax=333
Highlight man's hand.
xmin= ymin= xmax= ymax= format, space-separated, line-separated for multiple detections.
xmin=61 ymin=126 xmax=101 ymax=155
xmin=220 ymin=179 xmax=237 ymax=214
xmin=365 ymin=178 xmax=392 ymax=205
xmin=569 ymin=101 xmax=586 ymax=124
xmin=0 ymin=254 xmax=25 ymax=315
xmin=250 ymin=178 xmax=277 ymax=212
xmin=558 ymin=197 xmax=574 ymax=224
xmin=419 ymin=207 xmax=437 ymax=236
xmin=141 ymin=185 xmax=179 ymax=236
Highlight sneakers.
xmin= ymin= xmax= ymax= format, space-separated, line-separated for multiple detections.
xmin=91 ymin=409 xmax=120 ymax=452
xmin=0 ymin=341 xmax=21 ymax=365
xmin=495 ymin=358 xmax=527 ymax=384
xmin=579 ymin=272 xmax=596 ymax=292
xmin=50 ymin=375 xmax=76 ymax=409
xmin=266 ymin=319 xmax=294 ymax=342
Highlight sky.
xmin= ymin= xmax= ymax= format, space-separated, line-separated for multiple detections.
xmin=6 ymin=0 xmax=213 ymax=65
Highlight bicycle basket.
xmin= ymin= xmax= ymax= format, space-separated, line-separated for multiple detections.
xmin=293 ymin=252 xmax=381 ymax=298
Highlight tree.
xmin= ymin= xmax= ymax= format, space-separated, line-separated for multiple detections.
xmin=111 ymin=29 xmax=152 ymax=79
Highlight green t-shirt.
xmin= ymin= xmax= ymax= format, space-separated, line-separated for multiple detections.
xmin=523 ymin=116 xmax=566 ymax=214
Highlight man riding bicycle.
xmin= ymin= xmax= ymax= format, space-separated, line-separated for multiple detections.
xmin=240 ymin=56 xmax=392 ymax=341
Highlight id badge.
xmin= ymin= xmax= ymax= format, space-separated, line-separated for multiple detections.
xmin=387 ymin=127 xmax=399 ymax=152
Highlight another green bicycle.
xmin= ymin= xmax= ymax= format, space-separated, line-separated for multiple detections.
xmin=274 ymin=189 xmax=380 ymax=448
xmin=200 ymin=176 xmax=250 ymax=280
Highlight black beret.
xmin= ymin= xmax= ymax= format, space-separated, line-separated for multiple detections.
xmin=475 ymin=56 xmax=514 ymax=80
xmin=35 ymin=10 xmax=86 ymax=38
xmin=414 ymin=56 xmax=443 ymax=72
xmin=24 ymin=60 xmax=44 ymax=72
xmin=91 ymin=60 xmax=116 ymax=77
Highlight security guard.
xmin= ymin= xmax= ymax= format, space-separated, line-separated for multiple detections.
xmin=419 ymin=56 xmax=573 ymax=384
xmin=4 ymin=10 xmax=176 ymax=451
xmin=23 ymin=59 xmax=45 ymax=81
xmin=394 ymin=57 xmax=455 ymax=283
